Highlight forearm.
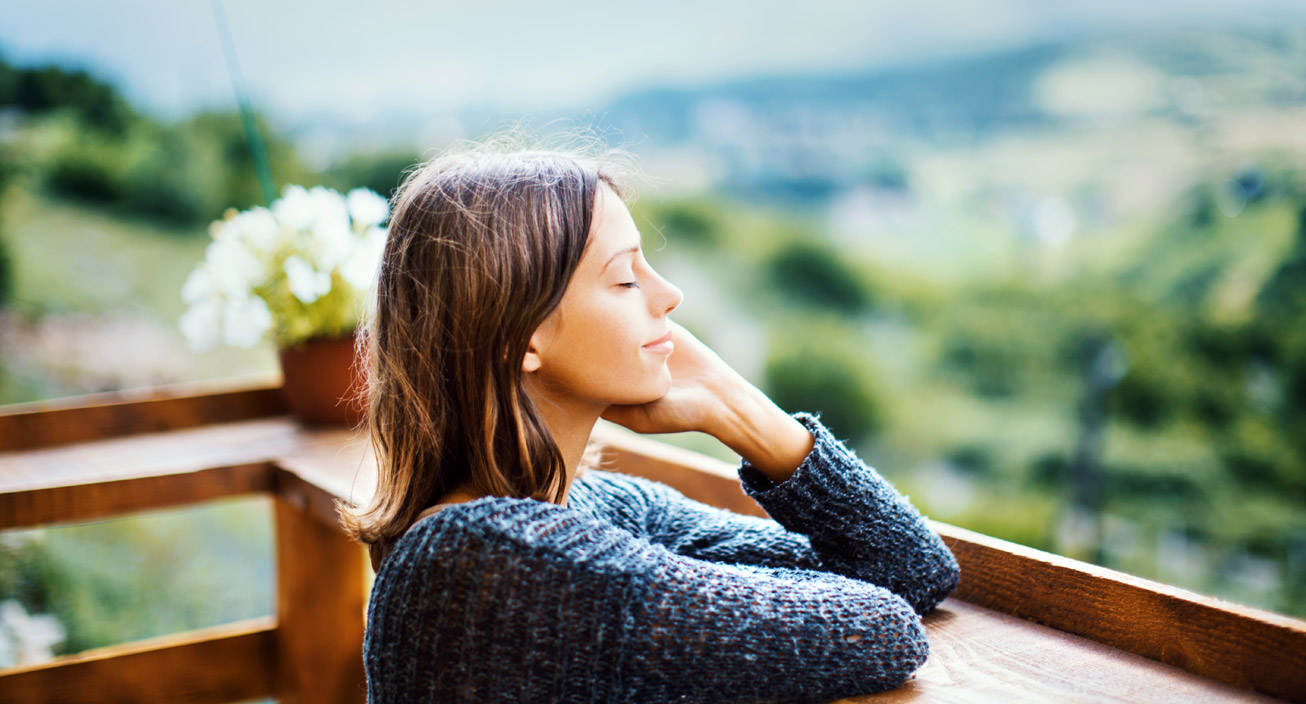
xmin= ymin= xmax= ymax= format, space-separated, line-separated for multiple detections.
xmin=712 ymin=378 xmax=814 ymax=483
xmin=733 ymin=411 xmax=962 ymax=614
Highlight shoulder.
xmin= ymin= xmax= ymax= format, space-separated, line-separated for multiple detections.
xmin=373 ymin=495 xmax=665 ymax=591
xmin=366 ymin=497 xmax=668 ymax=641
xmin=362 ymin=498 xmax=670 ymax=700
xmin=569 ymin=468 xmax=674 ymax=510
xmin=388 ymin=496 xmax=593 ymax=561
xmin=568 ymin=468 xmax=698 ymax=534
xmin=573 ymin=466 xmax=669 ymax=494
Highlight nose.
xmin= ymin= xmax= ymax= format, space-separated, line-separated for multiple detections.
xmin=652 ymin=269 xmax=683 ymax=316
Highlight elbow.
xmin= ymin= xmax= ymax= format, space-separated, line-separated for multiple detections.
xmin=894 ymin=617 xmax=930 ymax=686
xmin=846 ymin=594 xmax=930 ymax=695
xmin=875 ymin=599 xmax=931 ymax=690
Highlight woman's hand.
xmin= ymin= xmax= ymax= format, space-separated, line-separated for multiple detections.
xmin=599 ymin=320 xmax=744 ymax=436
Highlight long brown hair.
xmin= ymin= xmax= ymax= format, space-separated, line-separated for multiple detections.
xmin=337 ymin=130 xmax=639 ymax=571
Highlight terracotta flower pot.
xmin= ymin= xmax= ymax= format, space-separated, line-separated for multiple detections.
xmin=277 ymin=332 xmax=367 ymax=427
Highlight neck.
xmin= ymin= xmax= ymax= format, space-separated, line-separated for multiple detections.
xmin=523 ymin=379 xmax=604 ymax=506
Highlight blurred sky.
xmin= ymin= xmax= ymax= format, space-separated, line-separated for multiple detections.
xmin=2 ymin=0 xmax=1305 ymax=130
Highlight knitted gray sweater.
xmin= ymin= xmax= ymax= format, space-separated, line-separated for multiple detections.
xmin=363 ymin=411 xmax=960 ymax=703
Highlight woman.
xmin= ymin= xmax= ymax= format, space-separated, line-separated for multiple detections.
xmin=339 ymin=133 xmax=960 ymax=704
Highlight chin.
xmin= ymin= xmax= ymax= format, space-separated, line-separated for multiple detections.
xmin=627 ymin=368 xmax=673 ymax=404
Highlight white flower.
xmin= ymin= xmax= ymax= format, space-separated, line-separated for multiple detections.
xmin=365 ymin=224 xmax=387 ymax=252
xmin=205 ymin=236 xmax=267 ymax=298
xmin=233 ymin=206 xmax=283 ymax=255
xmin=308 ymin=186 xmax=350 ymax=230
xmin=340 ymin=228 xmax=385 ymax=290
xmin=222 ymin=295 xmax=273 ymax=348
xmin=347 ymin=188 xmax=390 ymax=228
xmin=0 ymin=599 xmax=65 ymax=668
xmin=310 ymin=217 xmax=355 ymax=273
xmin=272 ymin=185 xmax=315 ymax=230
xmin=180 ymin=266 xmax=217 ymax=305
xmin=179 ymin=299 xmax=223 ymax=352
xmin=208 ymin=217 xmax=229 ymax=241
xmin=285 ymin=255 xmax=333 ymax=304
xmin=182 ymin=183 xmax=392 ymax=350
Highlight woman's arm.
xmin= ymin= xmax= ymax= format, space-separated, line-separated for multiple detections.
xmin=711 ymin=373 xmax=816 ymax=482
xmin=368 ymin=501 xmax=929 ymax=704
xmin=595 ymin=322 xmax=958 ymax=614
xmin=579 ymin=410 xmax=960 ymax=615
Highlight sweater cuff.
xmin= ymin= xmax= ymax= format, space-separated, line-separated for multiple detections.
xmin=735 ymin=410 xmax=901 ymax=537
xmin=738 ymin=410 xmax=847 ymax=499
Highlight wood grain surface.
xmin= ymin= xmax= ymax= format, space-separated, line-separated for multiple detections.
xmin=2 ymin=384 xmax=1303 ymax=703
xmin=937 ymin=523 xmax=1306 ymax=703
xmin=0 ymin=373 xmax=285 ymax=452
xmin=0 ymin=617 xmax=276 ymax=704
xmin=0 ymin=461 xmax=274 ymax=530
xmin=274 ymin=494 xmax=368 ymax=704
xmin=837 ymin=600 xmax=1282 ymax=704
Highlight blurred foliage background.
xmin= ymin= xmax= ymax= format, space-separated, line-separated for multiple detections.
xmin=1 ymin=22 xmax=1305 ymax=666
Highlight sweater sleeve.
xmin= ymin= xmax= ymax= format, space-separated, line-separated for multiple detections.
xmin=365 ymin=499 xmax=929 ymax=704
xmin=595 ymin=411 xmax=959 ymax=615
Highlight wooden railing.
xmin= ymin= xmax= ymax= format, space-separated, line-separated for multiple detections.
xmin=0 ymin=376 xmax=1303 ymax=703
xmin=0 ymin=376 xmax=363 ymax=704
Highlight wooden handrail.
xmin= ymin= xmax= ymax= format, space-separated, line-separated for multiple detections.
xmin=0 ymin=373 xmax=286 ymax=452
xmin=0 ymin=378 xmax=365 ymax=704
xmin=936 ymin=522 xmax=1306 ymax=699
xmin=1 ymin=380 xmax=1304 ymax=703
xmin=0 ymin=617 xmax=277 ymax=704
xmin=0 ymin=462 xmax=276 ymax=531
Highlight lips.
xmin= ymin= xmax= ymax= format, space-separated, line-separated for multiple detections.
xmin=643 ymin=331 xmax=673 ymax=347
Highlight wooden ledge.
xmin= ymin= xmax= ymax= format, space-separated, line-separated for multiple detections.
xmin=0 ymin=373 xmax=287 ymax=452
xmin=0 ymin=618 xmax=277 ymax=704
xmin=2 ymin=379 xmax=1304 ymax=703
xmin=858 ymin=599 xmax=1280 ymax=704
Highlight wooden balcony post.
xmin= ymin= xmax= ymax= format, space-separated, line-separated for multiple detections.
xmin=274 ymin=485 xmax=367 ymax=704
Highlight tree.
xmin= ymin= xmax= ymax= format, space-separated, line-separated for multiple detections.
xmin=765 ymin=239 xmax=872 ymax=315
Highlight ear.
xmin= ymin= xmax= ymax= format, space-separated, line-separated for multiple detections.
xmin=521 ymin=330 xmax=544 ymax=374
xmin=522 ymin=310 xmax=559 ymax=374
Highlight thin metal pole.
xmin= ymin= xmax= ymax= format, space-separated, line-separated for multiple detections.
xmin=211 ymin=0 xmax=278 ymax=206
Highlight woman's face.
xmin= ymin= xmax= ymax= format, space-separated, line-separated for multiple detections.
xmin=523 ymin=182 xmax=684 ymax=409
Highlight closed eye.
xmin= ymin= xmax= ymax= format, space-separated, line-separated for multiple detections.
xmin=619 ymin=281 xmax=640 ymax=288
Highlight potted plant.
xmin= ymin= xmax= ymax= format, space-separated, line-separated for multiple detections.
xmin=178 ymin=184 xmax=389 ymax=426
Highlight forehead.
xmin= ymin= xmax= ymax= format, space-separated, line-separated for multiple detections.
xmin=589 ymin=185 xmax=640 ymax=261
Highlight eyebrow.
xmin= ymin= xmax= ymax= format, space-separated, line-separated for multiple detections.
xmin=602 ymin=244 xmax=641 ymax=273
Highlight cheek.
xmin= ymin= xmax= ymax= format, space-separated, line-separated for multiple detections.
xmin=580 ymin=294 xmax=637 ymax=344
xmin=546 ymin=286 xmax=659 ymax=375
xmin=577 ymin=303 xmax=650 ymax=378
xmin=548 ymin=304 xmax=626 ymax=366
xmin=586 ymin=307 xmax=641 ymax=365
